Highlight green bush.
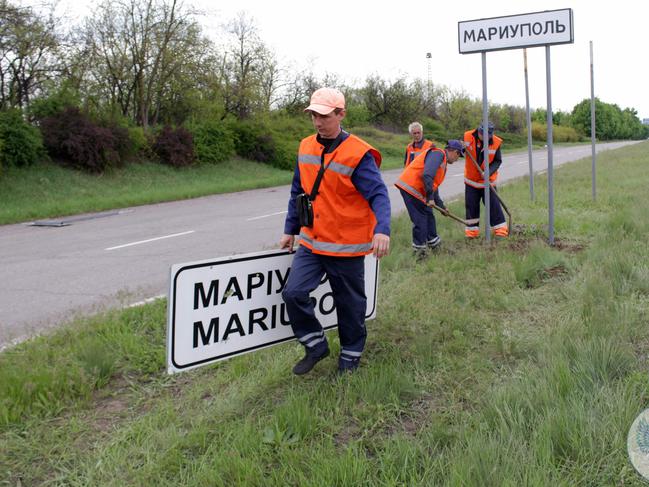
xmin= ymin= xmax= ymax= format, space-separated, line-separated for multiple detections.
xmin=531 ymin=122 xmax=580 ymax=143
xmin=0 ymin=109 xmax=44 ymax=168
xmin=499 ymin=130 xmax=528 ymax=148
xmin=231 ymin=119 xmax=294 ymax=170
xmin=128 ymin=126 xmax=154 ymax=160
xmin=28 ymin=84 xmax=80 ymax=121
xmin=351 ymin=125 xmax=410 ymax=159
xmin=272 ymin=139 xmax=297 ymax=170
xmin=187 ymin=120 xmax=235 ymax=164
xmin=421 ymin=117 xmax=450 ymax=143
xmin=345 ymin=103 xmax=371 ymax=128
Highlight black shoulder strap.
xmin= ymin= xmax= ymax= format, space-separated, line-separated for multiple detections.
xmin=309 ymin=148 xmax=334 ymax=201
xmin=310 ymin=131 xmax=348 ymax=200
xmin=309 ymin=163 xmax=326 ymax=201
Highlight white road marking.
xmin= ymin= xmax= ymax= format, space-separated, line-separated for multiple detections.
xmin=127 ymin=294 xmax=166 ymax=308
xmin=247 ymin=210 xmax=287 ymax=221
xmin=105 ymin=230 xmax=195 ymax=251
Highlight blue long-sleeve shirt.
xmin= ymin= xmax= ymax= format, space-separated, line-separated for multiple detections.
xmin=422 ymin=149 xmax=445 ymax=208
xmin=284 ymin=130 xmax=391 ymax=237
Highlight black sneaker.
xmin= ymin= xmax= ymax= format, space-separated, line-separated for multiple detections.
xmin=293 ymin=348 xmax=330 ymax=375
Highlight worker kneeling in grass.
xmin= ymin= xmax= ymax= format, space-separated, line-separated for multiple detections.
xmin=395 ymin=140 xmax=464 ymax=259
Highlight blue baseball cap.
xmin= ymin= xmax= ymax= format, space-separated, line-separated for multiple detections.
xmin=478 ymin=121 xmax=495 ymax=133
xmin=445 ymin=140 xmax=465 ymax=156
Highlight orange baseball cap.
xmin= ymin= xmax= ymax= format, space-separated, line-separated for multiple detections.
xmin=304 ymin=87 xmax=345 ymax=115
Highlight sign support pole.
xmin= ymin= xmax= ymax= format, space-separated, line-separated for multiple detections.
xmin=545 ymin=45 xmax=555 ymax=245
xmin=524 ymin=49 xmax=535 ymax=201
xmin=481 ymin=51 xmax=491 ymax=243
xmin=590 ymin=41 xmax=596 ymax=201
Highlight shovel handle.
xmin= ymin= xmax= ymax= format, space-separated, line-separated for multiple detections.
xmin=464 ymin=147 xmax=512 ymax=229
xmin=429 ymin=202 xmax=468 ymax=226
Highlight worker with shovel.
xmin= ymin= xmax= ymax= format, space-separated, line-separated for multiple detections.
xmin=463 ymin=122 xmax=508 ymax=238
xmin=395 ymin=140 xmax=464 ymax=259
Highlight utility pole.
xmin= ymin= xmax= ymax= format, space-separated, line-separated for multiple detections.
xmin=426 ymin=52 xmax=432 ymax=99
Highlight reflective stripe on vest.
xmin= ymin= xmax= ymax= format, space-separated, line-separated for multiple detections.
xmin=464 ymin=177 xmax=486 ymax=189
xmin=299 ymin=232 xmax=373 ymax=255
xmin=297 ymin=154 xmax=356 ymax=177
xmin=395 ymin=148 xmax=447 ymax=204
xmin=396 ymin=178 xmax=426 ymax=202
xmin=297 ymin=134 xmax=381 ymax=257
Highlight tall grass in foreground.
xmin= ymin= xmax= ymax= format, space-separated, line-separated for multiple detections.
xmin=1 ymin=142 xmax=648 ymax=485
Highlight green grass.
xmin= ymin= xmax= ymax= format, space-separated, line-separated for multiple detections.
xmin=0 ymin=127 xmax=590 ymax=224
xmin=0 ymin=158 xmax=292 ymax=225
xmin=2 ymin=142 xmax=649 ymax=486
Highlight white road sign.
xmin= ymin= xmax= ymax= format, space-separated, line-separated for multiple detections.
xmin=166 ymin=249 xmax=379 ymax=374
xmin=458 ymin=8 xmax=574 ymax=54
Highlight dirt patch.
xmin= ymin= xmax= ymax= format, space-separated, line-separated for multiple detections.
xmin=505 ymin=235 xmax=587 ymax=255
xmin=544 ymin=264 xmax=569 ymax=279
xmin=552 ymin=239 xmax=586 ymax=253
xmin=395 ymin=394 xmax=440 ymax=436
xmin=507 ymin=238 xmax=533 ymax=254
xmin=333 ymin=419 xmax=362 ymax=448
xmin=510 ymin=223 xmax=547 ymax=238
xmin=89 ymin=376 xmax=133 ymax=433
xmin=167 ymin=373 xmax=196 ymax=399
xmin=92 ymin=398 xmax=130 ymax=433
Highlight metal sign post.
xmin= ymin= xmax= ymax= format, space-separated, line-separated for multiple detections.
xmin=459 ymin=8 xmax=574 ymax=245
xmin=426 ymin=52 xmax=432 ymax=100
xmin=590 ymin=41 xmax=596 ymax=201
xmin=524 ymin=49 xmax=535 ymax=201
xmin=482 ymin=52 xmax=491 ymax=243
xmin=546 ymin=46 xmax=555 ymax=245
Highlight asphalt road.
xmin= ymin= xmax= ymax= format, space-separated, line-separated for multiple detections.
xmin=0 ymin=141 xmax=639 ymax=348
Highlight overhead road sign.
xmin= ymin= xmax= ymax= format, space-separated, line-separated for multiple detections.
xmin=459 ymin=8 xmax=573 ymax=54
xmin=166 ymin=249 xmax=379 ymax=374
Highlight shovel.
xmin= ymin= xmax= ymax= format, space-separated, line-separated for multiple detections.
xmin=428 ymin=202 xmax=469 ymax=226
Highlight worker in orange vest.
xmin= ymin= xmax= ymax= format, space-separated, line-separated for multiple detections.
xmin=463 ymin=122 xmax=508 ymax=238
xmin=404 ymin=122 xmax=435 ymax=166
xmin=395 ymin=140 xmax=464 ymax=258
xmin=279 ymin=87 xmax=391 ymax=376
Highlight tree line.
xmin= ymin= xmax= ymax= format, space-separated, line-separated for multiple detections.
xmin=0 ymin=0 xmax=647 ymax=175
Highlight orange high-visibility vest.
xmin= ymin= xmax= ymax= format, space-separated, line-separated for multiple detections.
xmin=298 ymin=134 xmax=381 ymax=257
xmin=394 ymin=148 xmax=447 ymax=204
xmin=405 ymin=139 xmax=435 ymax=166
xmin=463 ymin=130 xmax=502 ymax=189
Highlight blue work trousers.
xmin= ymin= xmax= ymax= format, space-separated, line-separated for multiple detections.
xmin=465 ymin=184 xmax=506 ymax=226
xmin=282 ymin=245 xmax=367 ymax=361
xmin=400 ymin=189 xmax=438 ymax=248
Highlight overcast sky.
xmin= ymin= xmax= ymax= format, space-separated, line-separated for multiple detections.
xmin=54 ymin=0 xmax=647 ymax=119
